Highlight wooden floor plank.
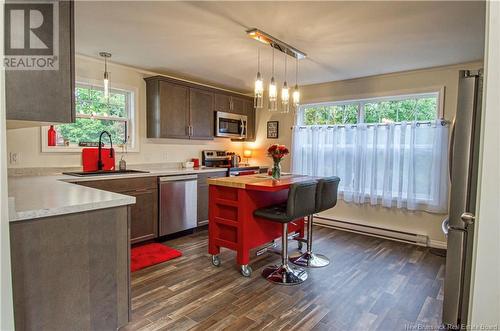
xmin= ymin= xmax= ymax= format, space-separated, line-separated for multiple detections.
xmin=124 ymin=227 xmax=445 ymax=331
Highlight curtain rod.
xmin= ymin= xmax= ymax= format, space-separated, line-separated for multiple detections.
xmin=293 ymin=119 xmax=450 ymax=130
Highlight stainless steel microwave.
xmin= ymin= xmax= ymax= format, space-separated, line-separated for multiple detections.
xmin=215 ymin=111 xmax=247 ymax=139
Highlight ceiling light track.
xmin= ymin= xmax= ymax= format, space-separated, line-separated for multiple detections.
xmin=246 ymin=28 xmax=306 ymax=60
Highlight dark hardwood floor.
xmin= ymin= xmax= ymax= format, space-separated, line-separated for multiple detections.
xmin=124 ymin=226 xmax=445 ymax=331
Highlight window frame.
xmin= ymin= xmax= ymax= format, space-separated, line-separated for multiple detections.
xmin=41 ymin=79 xmax=139 ymax=153
xmin=296 ymin=87 xmax=445 ymax=126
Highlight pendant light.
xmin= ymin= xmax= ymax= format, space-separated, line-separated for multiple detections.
xmin=99 ymin=52 xmax=112 ymax=99
xmin=254 ymin=48 xmax=264 ymax=109
xmin=281 ymin=52 xmax=290 ymax=113
xmin=292 ymin=57 xmax=300 ymax=108
xmin=268 ymin=48 xmax=278 ymax=112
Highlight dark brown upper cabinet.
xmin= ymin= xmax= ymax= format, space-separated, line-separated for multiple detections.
xmin=230 ymin=96 xmax=245 ymax=114
xmin=214 ymin=93 xmax=245 ymax=115
xmin=214 ymin=93 xmax=231 ymax=113
xmin=159 ymin=80 xmax=190 ymax=139
xmin=189 ymin=87 xmax=214 ymax=140
xmin=6 ymin=0 xmax=75 ymax=123
xmin=244 ymin=99 xmax=256 ymax=141
xmin=145 ymin=75 xmax=255 ymax=141
xmin=146 ymin=76 xmax=212 ymax=140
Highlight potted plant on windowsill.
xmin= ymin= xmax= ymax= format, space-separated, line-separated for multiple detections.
xmin=267 ymin=144 xmax=289 ymax=180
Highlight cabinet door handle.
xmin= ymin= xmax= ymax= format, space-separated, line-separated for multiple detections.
xmin=134 ymin=188 xmax=150 ymax=193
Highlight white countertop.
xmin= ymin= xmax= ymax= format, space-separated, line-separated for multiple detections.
xmin=8 ymin=166 xmax=228 ymax=222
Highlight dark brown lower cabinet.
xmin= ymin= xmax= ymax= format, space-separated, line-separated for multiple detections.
xmin=10 ymin=206 xmax=130 ymax=331
xmin=197 ymin=171 xmax=227 ymax=225
xmin=74 ymin=177 xmax=158 ymax=244
xmin=125 ymin=188 xmax=158 ymax=244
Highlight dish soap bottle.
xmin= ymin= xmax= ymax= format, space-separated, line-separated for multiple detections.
xmin=119 ymin=156 xmax=127 ymax=171
xmin=48 ymin=125 xmax=56 ymax=146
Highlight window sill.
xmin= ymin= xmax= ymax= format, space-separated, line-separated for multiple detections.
xmin=41 ymin=144 xmax=139 ymax=154
xmin=40 ymin=127 xmax=139 ymax=153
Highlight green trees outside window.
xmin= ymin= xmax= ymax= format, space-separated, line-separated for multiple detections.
xmin=56 ymin=84 xmax=131 ymax=146
xmin=301 ymin=93 xmax=438 ymax=126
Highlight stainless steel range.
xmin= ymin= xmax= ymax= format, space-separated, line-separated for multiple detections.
xmin=202 ymin=150 xmax=260 ymax=177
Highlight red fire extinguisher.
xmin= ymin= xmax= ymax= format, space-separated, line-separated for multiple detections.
xmin=48 ymin=125 xmax=56 ymax=146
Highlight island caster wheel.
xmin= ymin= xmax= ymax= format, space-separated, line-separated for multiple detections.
xmin=240 ymin=264 xmax=252 ymax=277
xmin=211 ymin=255 xmax=221 ymax=267
xmin=298 ymin=241 xmax=303 ymax=250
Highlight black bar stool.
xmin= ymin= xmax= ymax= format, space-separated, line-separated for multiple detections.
xmin=254 ymin=180 xmax=318 ymax=285
xmin=290 ymin=176 xmax=340 ymax=268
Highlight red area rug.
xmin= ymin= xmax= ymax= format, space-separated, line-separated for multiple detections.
xmin=131 ymin=243 xmax=182 ymax=272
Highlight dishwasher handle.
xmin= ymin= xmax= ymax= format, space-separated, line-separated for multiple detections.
xmin=159 ymin=174 xmax=198 ymax=182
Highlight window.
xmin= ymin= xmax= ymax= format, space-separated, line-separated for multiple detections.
xmin=43 ymin=82 xmax=135 ymax=151
xmin=298 ymin=92 xmax=439 ymax=126
xmin=292 ymin=90 xmax=449 ymax=213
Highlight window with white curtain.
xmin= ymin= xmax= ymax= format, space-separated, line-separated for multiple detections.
xmin=292 ymin=92 xmax=449 ymax=213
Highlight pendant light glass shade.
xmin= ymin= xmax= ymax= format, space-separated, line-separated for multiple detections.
xmin=280 ymin=53 xmax=289 ymax=113
xmin=281 ymin=81 xmax=290 ymax=113
xmin=292 ymin=57 xmax=300 ymax=109
xmin=268 ymin=48 xmax=278 ymax=112
xmin=254 ymin=49 xmax=264 ymax=109
xmin=268 ymin=77 xmax=278 ymax=111
xmin=292 ymin=84 xmax=300 ymax=108
xmin=99 ymin=52 xmax=112 ymax=100
xmin=254 ymin=72 xmax=263 ymax=108
xmin=103 ymin=71 xmax=110 ymax=99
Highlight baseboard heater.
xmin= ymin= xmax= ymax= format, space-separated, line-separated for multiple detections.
xmin=313 ymin=215 xmax=429 ymax=247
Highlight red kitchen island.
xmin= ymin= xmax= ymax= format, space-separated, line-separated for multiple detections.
xmin=207 ymin=174 xmax=316 ymax=277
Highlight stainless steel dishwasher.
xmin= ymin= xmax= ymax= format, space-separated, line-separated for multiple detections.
xmin=159 ymin=174 xmax=197 ymax=236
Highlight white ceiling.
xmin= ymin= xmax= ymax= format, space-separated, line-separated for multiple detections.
xmin=75 ymin=1 xmax=485 ymax=93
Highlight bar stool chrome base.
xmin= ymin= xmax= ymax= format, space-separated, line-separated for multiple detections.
xmin=262 ymin=264 xmax=308 ymax=285
xmin=289 ymin=252 xmax=330 ymax=268
xmin=289 ymin=215 xmax=331 ymax=268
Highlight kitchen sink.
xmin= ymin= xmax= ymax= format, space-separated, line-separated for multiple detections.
xmin=62 ymin=169 xmax=150 ymax=177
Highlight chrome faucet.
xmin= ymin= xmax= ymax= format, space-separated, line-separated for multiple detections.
xmin=97 ymin=131 xmax=113 ymax=171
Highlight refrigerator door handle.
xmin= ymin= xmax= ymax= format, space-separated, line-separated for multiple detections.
xmin=442 ymin=218 xmax=449 ymax=236
xmin=444 ymin=216 xmax=466 ymax=232
xmin=448 ymin=119 xmax=456 ymax=182
xmin=461 ymin=212 xmax=476 ymax=225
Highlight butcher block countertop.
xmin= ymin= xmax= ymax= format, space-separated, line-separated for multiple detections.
xmin=207 ymin=174 xmax=318 ymax=192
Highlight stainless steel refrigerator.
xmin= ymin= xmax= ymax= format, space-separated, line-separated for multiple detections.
xmin=442 ymin=69 xmax=483 ymax=328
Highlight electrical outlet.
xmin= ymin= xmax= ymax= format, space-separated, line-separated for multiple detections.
xmin=164 ymin=152 xmax=168 ymax=161
xmin=9 ymin=152 xmax=20 ymax=165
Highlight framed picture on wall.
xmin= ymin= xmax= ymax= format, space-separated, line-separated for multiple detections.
xmin=267 ymin=121 xmax=279 ymax=139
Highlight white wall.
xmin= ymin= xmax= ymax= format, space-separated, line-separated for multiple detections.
xmin=247 ymin=61 xmax=483 ymax=247
xmin=6 ymin=55 xmax=245 ymax=169
xmin=469 ymin=1 xmax=500 ymax=327
xmin=1 ymin=0 xmax=15 ymax=328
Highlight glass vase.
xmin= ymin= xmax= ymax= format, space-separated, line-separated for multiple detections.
xmin=271 ymin=159 xmax=281 ymax=180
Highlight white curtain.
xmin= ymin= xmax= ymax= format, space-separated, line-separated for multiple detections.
xmin=291 ymin=120 xmax=449 ymax=213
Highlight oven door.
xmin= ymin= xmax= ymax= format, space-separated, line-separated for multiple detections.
xmin=215 ymin=112 xmax=247 ymax=139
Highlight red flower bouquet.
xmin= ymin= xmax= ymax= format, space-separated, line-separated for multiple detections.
xmin=267 ymin=144 xmax=289 ymax=179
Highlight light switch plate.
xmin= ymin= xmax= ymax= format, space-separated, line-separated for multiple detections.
xmin=9 ymin=152 xmax=20 ymax=165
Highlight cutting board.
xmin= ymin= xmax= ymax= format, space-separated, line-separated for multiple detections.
xmin=82 ymin=148 xmax=115 ymax=172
